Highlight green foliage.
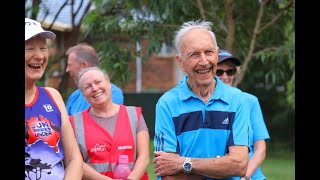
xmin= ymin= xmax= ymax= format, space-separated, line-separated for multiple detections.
xmin=28 ymin=1 xmax=295 ymax=151
xmin=81 ymin=2 xmax=296 ymax=177
xmin=97 ymin=41 xmax=132 ymax=87
xmin=81 ymin=0 xmax=295 ymax=150
xmin=83 ymin=0 xmax=294 ymax=89
xmin=284 ymin=22 xmax=295 ymax=110
xmin=239 ymin=50 xmax=295 ymax=150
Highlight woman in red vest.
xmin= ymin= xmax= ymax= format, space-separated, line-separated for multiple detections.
xmin=69 ymin=66 xmax=149 ymax=180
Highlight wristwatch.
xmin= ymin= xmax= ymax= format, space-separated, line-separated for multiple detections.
xmin=182 ymin=157 xmax=192 ymax=173
xmin=242 ymin=176 xmax=251 ymax=180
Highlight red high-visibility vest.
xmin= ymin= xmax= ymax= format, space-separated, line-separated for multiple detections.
xmin=70 ymin=105 xmax=148 ymax=179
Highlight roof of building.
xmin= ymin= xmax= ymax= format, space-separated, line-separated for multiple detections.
xmin=25 ymin=0 xmax=93 ymax=32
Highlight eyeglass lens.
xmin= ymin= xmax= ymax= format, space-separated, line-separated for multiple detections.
xmin=216 ymin=69 xmax=236 ymax=76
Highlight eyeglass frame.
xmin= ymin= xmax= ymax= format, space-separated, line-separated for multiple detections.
xmin=216 ymin=68 xmax=237 ymax=76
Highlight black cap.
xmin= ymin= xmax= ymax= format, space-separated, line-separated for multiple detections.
xmin=218 ymin=49 xmax=241 ymax=66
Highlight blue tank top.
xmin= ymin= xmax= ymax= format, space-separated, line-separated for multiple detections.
xmin=25 ymin=86 xmax=65 ymax=180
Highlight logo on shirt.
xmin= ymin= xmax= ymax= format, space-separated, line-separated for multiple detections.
xmin=222 ymin=117 xmax=229 ymax=125
xmin=25 ymin=115 xmax=61 ymax=152
xmin=118 ymin=145 xmax=133 ymax=150
xmin=90 ymin=144 xmax=110 ymax=153
xmin=43 ymin=104 xmax=54 ymax=112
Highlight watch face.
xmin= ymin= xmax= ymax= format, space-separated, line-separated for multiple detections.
xmin=183 ymin=162 xmax=192 ymax=172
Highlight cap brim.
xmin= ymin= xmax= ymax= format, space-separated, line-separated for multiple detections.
xmin=25 ymin=31 xmax=56 ymax=41
xmin=218 ymin=56 xmax=241 ymax=66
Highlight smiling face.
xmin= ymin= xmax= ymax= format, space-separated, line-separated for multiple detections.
xmin=79 ymin=69 xmax=112 ymax=107
xmin=217 ymin=60 xmax=238 ymax=86
xmin=177 ymin=28 xmax=218 ymax=89
xmin=25 ymin=36 xmax=49 ymax=85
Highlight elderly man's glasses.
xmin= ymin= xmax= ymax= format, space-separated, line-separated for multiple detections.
xmin=216 ymin=69 xmax=236 ymax=76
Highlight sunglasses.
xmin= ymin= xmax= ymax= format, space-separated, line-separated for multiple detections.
xmin=216 ymin=69 xmax=236 ymax=76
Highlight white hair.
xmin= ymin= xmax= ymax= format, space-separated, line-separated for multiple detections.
xmin=173 ymin=20 xmax=218 ymax=57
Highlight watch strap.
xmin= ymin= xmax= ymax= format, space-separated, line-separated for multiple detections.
xmin=242 ymin=176 xmax=251 ymax=180
xmin=182 ymin=157 xmax=192 ymax=173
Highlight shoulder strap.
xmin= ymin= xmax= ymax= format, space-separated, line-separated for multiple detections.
xmin=125 ymin=106 xmax=142 ymax=124
xmin=72 ymin=112 xmax=89 ymax=162
xmin=125 ymin=106 xmax=141 ymax=161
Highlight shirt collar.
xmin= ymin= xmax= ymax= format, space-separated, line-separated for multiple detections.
xmin=178 ymin=75 xmax=231 ymax=104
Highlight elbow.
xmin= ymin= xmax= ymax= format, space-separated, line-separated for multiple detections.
xmin=224 ymin=155 xmax=249 ymax=177
xmin=239 ymin=162 xmax=248 ymax=177
xmin=239 ymin=158 xmax=248 ymax=176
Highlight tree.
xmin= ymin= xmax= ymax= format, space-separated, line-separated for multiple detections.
xmin=26 ymin=0 xmax=295 ymax=107
xmin=81 ymin=0 xmax=294 ymax=106
xmin=81 ymin=0 xmax=295 ymax=148
xmin=25 ymin=0 xmax=92 ymax=97
xmin=26 ymin=0 xmax=295 ymax=148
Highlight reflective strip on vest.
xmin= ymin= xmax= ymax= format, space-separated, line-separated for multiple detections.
xmin=125 ymin=106 xmax=138 ymax=161
xmin=73 ymin=112 xmax=89 ymax=162
xmin=73 ymin=106 xmax=138 ymax=173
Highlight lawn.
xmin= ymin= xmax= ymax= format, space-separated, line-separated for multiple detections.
xmin=262 ymin=153 xmax=295 ymax=180
xmin=146 ymin=142 xmax=295 ymax=180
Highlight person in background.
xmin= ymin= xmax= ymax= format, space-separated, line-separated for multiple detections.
xmin=69 ymin=66 xmax=149 ymax=180
xmin=217 ymin=49 xmax=270 ymax=180
xmin=65 ymin=43 xmax=124 ymax=116
xmin=153 ymin=20 xmax=250 ymax=180
xmin=25 ymin=17 xmax=83 ymax=180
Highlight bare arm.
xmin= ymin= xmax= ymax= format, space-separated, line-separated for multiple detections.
xmin=241 ymin=140 xmax=266 ymax=179
xmin=192 ymin=145 xmax=248 ymax=178
xmin=46 ymin=87 xmax=83 ymax=180
xmin=154 ymin=145 xmax=248 ymax=179
xmin=128 ymin=130 xmax=150 ymax=179
xmin=153 ymin=152 xmax=203 ymax=180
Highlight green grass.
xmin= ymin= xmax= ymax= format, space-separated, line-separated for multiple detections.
xmin=147 ymin=142 xmax=295 ymax=180
xmin=147 ymin=141 xmax=156 ymax=179
xmin=262 ymin=152 xmax=295 ymax=180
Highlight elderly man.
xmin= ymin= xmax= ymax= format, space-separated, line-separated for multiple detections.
xmin=153 ymin=20 xmax=250 ymax=180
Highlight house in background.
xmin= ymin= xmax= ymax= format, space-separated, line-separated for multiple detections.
xmin=124 ymin=40 xmax=185 ymax=92
xmin=25 ymin=0 xmax=185 ymax=94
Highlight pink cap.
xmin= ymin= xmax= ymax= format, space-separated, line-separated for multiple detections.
xmin=118 ymin=155 xmax=129 ymax=164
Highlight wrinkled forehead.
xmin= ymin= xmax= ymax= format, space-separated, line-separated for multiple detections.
xmin=180 ymin=31 xmax=216 ymax=54
xmin=184 ymin=28 xmax=213 ymax=40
